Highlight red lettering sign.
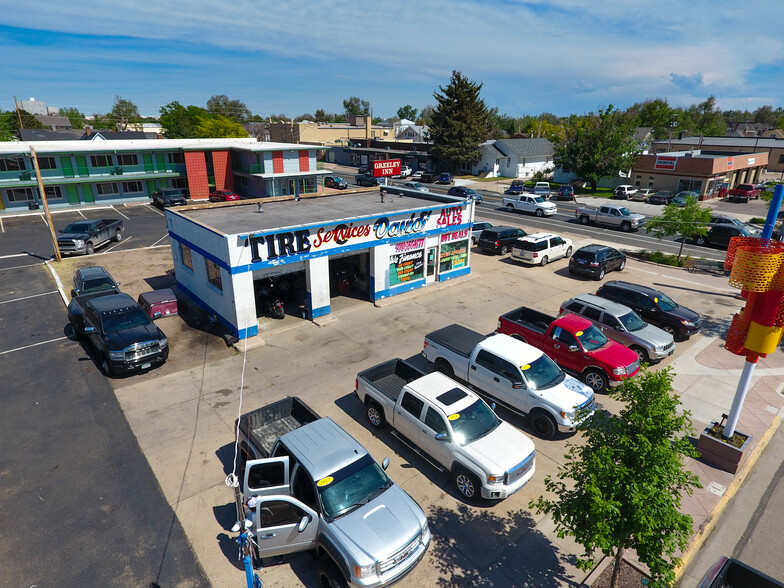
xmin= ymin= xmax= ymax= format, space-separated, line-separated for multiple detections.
xmin=654 ymin=156 xmax=678 ymax=170
xmin=373 ymin=159 xmax=401 ymax=177
xmin=436 ymin=207 xmax=463 ymax=227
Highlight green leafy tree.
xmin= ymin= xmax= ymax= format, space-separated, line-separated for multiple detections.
xmin=418 ymin=105 xmax=435 ymax=127
xmin=531 ymin=367 xmax=701 ymax=588
xmin=193 ymin=115 xmax=248 ymax=138
xmin=314 ymin=109 xmax=328 ymax=123
xmin=645 ymin=196 xmax=712 ymax=261
xmin=206 ymin=95 xmax=250 ymax=123
xmin=429 ymin=70 xmax=490 ymax=171
xmin=0 ymin=111 xmax=15 ymax=140
xmin=159 ymin=102 xmax=210 ymax=138
xmin=343 ymin=97 xmax=371 ymax=117
xmin=59 ymin=107 xmax=85 ymax=129
xmin=752 ymin=105 xmax=777 ymax=127
xmin=630 ymin=99 xmax=675 ymax=141
xmin=554 ymin=105 xmax=639 ymax=191
xmin=396 ymin=105 xmax=418 ymax=121
xmin=109 ymin=95 xmax=140 ymax=131
xmin=6 ymin=109 xmax=46 ymax=138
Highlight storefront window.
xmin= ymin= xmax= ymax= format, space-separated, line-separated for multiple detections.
xmin=439 ymin=240 xmax=468 ymax=273
xmin=180 ymin=244 xmax=193 ymax=270
xmin=389 ymin=248 xmax=425 ymax=285
xmin=206 ymin=259 xmax=223 ymax=291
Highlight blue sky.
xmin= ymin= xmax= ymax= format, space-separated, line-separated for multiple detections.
xmin=2 ymin=0 xmax=783 ymax=120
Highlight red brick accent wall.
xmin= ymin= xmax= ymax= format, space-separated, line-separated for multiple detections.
xmin=273 ymin=151 xmax=284 ymax=173
xmin=299 ymin=150 xmax=309 ymax=172
xmin=211 ymin=150 xmax=234 ymax=191
xmin=184 ymin=151 xmax=210 ymax=200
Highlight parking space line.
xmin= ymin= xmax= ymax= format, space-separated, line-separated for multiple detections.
xmin=0 ymin=261 xmax=47 ymax=271
xmin=0 ymin=336 xmax=69 ymax=356
xmin=151 ymin=235 xmax=169 ymax=247
xmin=103 ymin=236 xmax=131 ymax=253
xmin=0 ymin=290 xmax=59 ymax=305
xmin=111 ymin=206 xmax=130 ymax=220
xmin=0 ymin=253 xmax=32 ymax=260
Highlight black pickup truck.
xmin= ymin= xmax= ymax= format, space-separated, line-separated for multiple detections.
xmin=57 ymin=219 xmax=124 ymax=255
xmin=82 ymin=293 xmax=168 ymax=376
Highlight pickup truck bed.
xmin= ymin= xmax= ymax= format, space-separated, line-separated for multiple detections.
xmin=425 ymin=324 xmax=488 ymax=358
xmin=238 ymin=397 xmax=319 ymax=457
xmin=358 ymin=359 xmax=426 ymax=402
xmin=500 ymin=307 xmax=554 ymax=334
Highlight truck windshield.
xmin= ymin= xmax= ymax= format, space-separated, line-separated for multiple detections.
xmin=575 ymin=325 xmax=609 ymax=351
xmin=101 ymin=307 xmax=151 ymax=332
xmin=522 ymin=355 xmax=565 ymax=390
xmin=318 ymin=454 xmax=392 ymax=520
xmin=533 ymin=196 xmax=545 ymax=203
xmin=619 ymin=312 xmax=646 ymax=332
xmin=64 ymin=223 xmax=91 ymax=233
xmin=449 ymin=400 xmax=500 ymax=446
xmin=618 ymin=208 xmax=632 ymax=216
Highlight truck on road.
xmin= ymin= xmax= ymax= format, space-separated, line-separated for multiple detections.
xmin=355 ymin=359 xmax=536 ymax=501
xmin=575 ymin=204 xmax=645 ymax=232
xmin=57 ymin=218 xmax=124 ymax=255
xmin=727 ymin=183 xmax=762 ymax=203
xmin=698 ymin=556 xmax=784 ymax=588
xmin=496 ymin=307 xmax=640 ymax=392
xmin=420 ymin=325 xmax=595 ymax=438
xmin=237 ymin=397 xmax=430 ymax=588
xmin=502 ymin=194 xmax=557 ymax=217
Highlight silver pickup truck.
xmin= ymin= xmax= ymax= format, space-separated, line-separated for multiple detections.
xmin=355 ymin=359 xmax=536 ymax=502
xmin=575 ymin=203 xmax=645 ymax=232
xmin=238 ymin=397 xmax=430 ymax=588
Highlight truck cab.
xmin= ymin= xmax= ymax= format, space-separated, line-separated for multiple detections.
xmin=243 ymin=417 xmax=430 ymax=588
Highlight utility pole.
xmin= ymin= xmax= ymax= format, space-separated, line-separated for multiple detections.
xmin=30 ymin=147 xmax=61 ymax=261
xmin=14 ymin=96 xmax=24 ymax=130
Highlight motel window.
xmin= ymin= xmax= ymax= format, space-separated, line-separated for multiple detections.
xmin=1 ymin=157 xmax=26 ymax=172
xmin=6 ymin=187 xmax=35 ymax=202
xmin=206 ymin=259 xmax=222 ymax=291
xmin=180 ymin=243 xmax=193 ymax=270
xmin=172 ymin=178 xmax=188 ymax=190
xmin=37 ymin=156 xmax=57 ymax=170
xmin=43 ymin=186 xmax=62 ymax=199
xmin=117 ymin=153 xmax=139 ymax=166
xmin=122 ymin=180 xmax=144 ymax=193
xmin=96 ymin=182 xmax=119 ymax=195
xmin=90 ymin=154 xmax=113 ymax=167
xmin=168 ymin=152 xmax=185 ymax=165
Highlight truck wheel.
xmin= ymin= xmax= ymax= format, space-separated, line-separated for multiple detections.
xmin=620 ymin=221 xmax=631 ymax=232
xmin=535 ymin=208 xmax=544 ymax=217
xmin=366 ymin=401 xmax=386 ymax=429
xmin=434 ymin=358 xmax=454 ymax=378
xmin=453 ymin=467 xmax=481 ymax=501
xmin=661 ymin=324 xmax=677 ymax=338
xmin=580 ymin=215 xmax=589 ymax=225
xmin=631 ymin=346 xmax=648 ymax=364
xmin=696 ymin=236 xmax=707 ymax=246
xmin=506 ymin=204 xmax=515 ymax=212
xmin=86 ymin=242 xmax=95 ymax=255
xmin=539 ymin=255 xmax=549 ymax=267
xmin=317 ymin=559 xmax=349 ymax=588
xmin=530 ymin=410 xmax=557 ymax=439
xmin=583 ymin=369 xmax=608 ymax=392
xmin=113 ymin=229 xmax=122 ymax=242
xmin=100 ymin=354 xmax=115 ymax=377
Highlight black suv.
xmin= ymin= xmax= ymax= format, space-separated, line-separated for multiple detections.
xmin=324 ymin=175 xmax=348 ymax=189
xmin=596 ymin=281 xmax=701 ymax=340
xmin=568 ymin=244 xmax=625 ymax=280
xmin=477 ymin=226 xmax=527 ymax=254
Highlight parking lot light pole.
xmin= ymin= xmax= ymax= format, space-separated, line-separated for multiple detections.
xmin=30 ymin=147 xmax=61 ymax=262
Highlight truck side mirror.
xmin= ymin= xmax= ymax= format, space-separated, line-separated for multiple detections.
xmin=297 ymin=515 xmax=311 ymax=533
xmin=84 ymin=326 xmax=96 ymax=334
xmin=512 ymin=382 xmax=526 ymax=389
xmin=381 ymin=457 xmax=390 ymax=471
xmin=58 ymin=229 xmax=63 ymax=233
xmin=435 ymin=433 xmax=448 ymax=441
xmin=568 ymin=345 xmax=579 ymax=352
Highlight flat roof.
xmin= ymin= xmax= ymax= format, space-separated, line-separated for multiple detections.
xmin=0 ymin=138 xmax=326 ymax=155
xmin=174 ymin=189 xmax=462 ymax=237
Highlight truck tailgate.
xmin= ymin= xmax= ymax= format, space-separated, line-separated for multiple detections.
xmin=358 ymin=359 xmax=426 ymax=402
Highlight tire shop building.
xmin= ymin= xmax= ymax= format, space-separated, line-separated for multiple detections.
xmin=165 ymin=190 xmax=474 ymax=339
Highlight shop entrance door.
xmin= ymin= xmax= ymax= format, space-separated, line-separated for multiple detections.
xmin=426 ymin=247 xmax=437 ymax=284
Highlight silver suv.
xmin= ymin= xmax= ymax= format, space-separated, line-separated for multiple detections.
xmin=559 ymin=293 xmax=675 ymax=363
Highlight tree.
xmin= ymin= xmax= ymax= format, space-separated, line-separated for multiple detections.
xmin=418 ymin=105 xmax=435 ymax=127
xmin=0 ymin=111 xmax=15 ymax=140
xmin=159 ymin=102 xmax=211 ymax=138
xmin=193 ymin=115 xmax=248 ymax=138
xmin=645 ymin=196 xmax=712 ymax=261
xmin=688 ymin=95 xmax=725 ymax=137
xmin=428 ymin=71 xmax=490 ymax=172
xmin=396 ymin=105 xmax=418 ymax=121
xmin=59 ymin=107 xmax=85 ymax=129
xmin=531 ymin=367 xmax=701 ymax=588
xmin=752 ymin=105 xmax=777 ymax=127
xmin=206 ymin=95 xmax=250 ymax=123
xmin=108 ymin=95 xmax=139 ymax=131
xmin=6 ymin=109 xmax=45 ymax=138
xmin=343 ymin=97 xmax=371 ymax=117
xmin=630 ymin=99 xmax=674 ymax=141
xmin=554 ymin=105 xmax=639 ymax=191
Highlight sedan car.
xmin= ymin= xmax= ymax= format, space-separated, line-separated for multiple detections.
xmin=447 ymin=186 xmax=482 ymax=203
xmin=629 ymin=188 xmax=655 ymax=202
xmin=671 ymin=191 xmax=699 ymax=206
xmin=401 ymin=182 xmax=429 ymax=192
xmin=648 ymin=190 xmax=675 ymax=205
xmin=209 ymin=189 xmax=240 ymax=202
xmin=151 ymin=188 xmax=188 ymax=208
xmin=355 ymin=174 xmax=382 ymax=187
xmin=324 ymin=175 xmax=348 ymax=189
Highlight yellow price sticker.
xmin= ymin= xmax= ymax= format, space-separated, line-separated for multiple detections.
xmin=654 ymin=297 xmax=658 ymax=303
xmin=575 ymin=331 xmax=584 ymax=336
xmin=448 ymin=414 xmax=460 ymax=421
xmin=316 ymin=476 xmax=334 ymax=487
xmin=521 ymin=364 xmax=531 ymax=370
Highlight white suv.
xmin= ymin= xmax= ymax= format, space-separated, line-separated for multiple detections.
xmin=511 ymin=232 xmax=573 ymax=266
xmin=612 ymin=185 xmax=637 ymax=199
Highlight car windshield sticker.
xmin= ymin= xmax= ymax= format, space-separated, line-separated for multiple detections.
xmin=654 ymin=298 xmax=658 ymax=303
xmin=316 ymin=476 xmax=334 ymax=487
xmin=448 ymin=414 xmax=460 ymax=421
xmin=520 ymin=364 xmax=531 ymax=370
xmin=575 ymin=331 xmax=584 ymax=336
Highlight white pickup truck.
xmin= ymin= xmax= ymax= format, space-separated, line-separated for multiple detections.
xmin=502 ymin=194 xmax=557 ymax=217
xmin=421 ymin=324 xmax=595 ymax=439
xmin=355 ymin=359 xmax=536 ymax=502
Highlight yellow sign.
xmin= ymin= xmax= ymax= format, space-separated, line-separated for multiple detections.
xmin=654 ymin=297 xmax=658 ymax=303
xmin=575 ymin=331 xmax=584 ymax=336
xmin=448 ymin=414 xmax=460 ymax=421
xmin=317 ymin=476 xmax=334 ymax=487
xmin=521 ymin=364 xmax=530 ymax=370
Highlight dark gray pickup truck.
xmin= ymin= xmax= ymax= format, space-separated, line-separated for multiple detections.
xmin=57 ymin=218 xmax=124 ymax=255
xmin=67 ymin=266 xmax=122 ymax=335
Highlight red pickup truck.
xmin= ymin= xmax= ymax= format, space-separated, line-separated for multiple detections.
xmin=497 ymin=306 xmax=640 ymax=392
xmin=727 ymin=183 xmax=761 ymax=203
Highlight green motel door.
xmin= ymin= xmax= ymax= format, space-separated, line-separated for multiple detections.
xmin=60 ymin=156 xmax=75 ymax=178
xmin=82 ymin=184 xmax=96 ymax=203
xmin=75 ymin=156 xmax=89 ymax=176
xmin=65 ymin=184 xmax=80 ymax=205
xmin=143 ymin=153 xmax=154 ymax=172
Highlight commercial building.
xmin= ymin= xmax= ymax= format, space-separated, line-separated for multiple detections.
xmin=650 ymin=136 xmax=784 ymax=174
xmin=0 ymin=138 xmax=329 ymax=212
xmin=165 ymin=190 xmax=474 ymax=339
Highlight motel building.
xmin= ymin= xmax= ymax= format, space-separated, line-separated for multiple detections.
xmin=165 ymin=189 xmax=475 ymax=339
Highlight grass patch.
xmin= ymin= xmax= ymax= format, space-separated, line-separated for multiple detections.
xmin=749 ymin=217 xmax=766 ymax=224
xmin=628 ymin=250 xmax=691 ymax=267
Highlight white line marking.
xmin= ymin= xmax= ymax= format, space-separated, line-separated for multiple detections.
xmin=0 ymin=253 xmax=32 ymax=260
xmin=0 ymin=336 xmax=70 ymax=355
xmin=0 ymin=261 xmax=47 ymax=271
xmin=111 ymin=206 xmax=130 ymax=220
xmin=102 ymin=236 xmax=131 ymax=253
xmin=0 ymin=217 xmax=3 ymax=232
xmin=0 ymin=290 xmax=58 ymax=305
xmin=77 ymin=210 xmax=86 ymax=219
xmin=150 ymin=235 xmax=169 ymax=247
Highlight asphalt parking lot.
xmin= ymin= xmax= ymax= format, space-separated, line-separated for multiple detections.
xmin=48 ymin=220 xmax=781 ymax=588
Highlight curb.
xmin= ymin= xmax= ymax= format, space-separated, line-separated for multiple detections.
xmin=674 ymin=413 xmax=784 ymax=580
